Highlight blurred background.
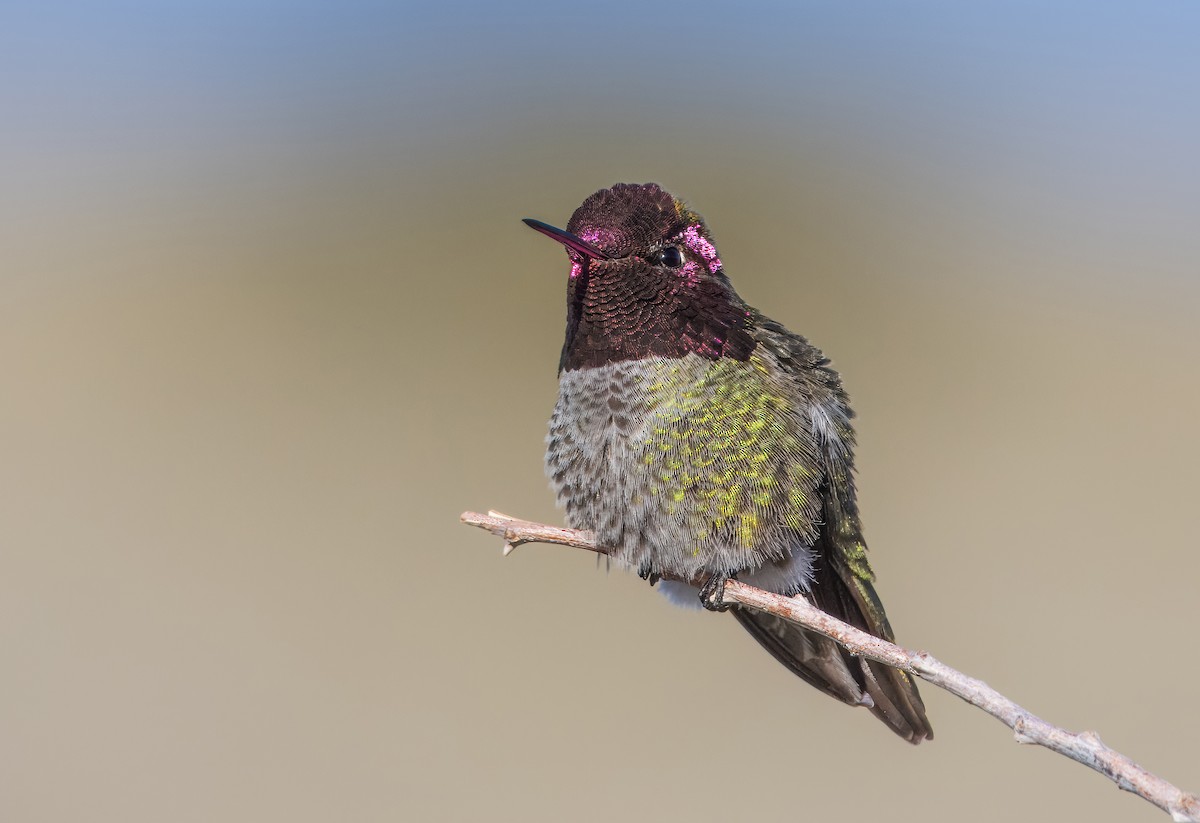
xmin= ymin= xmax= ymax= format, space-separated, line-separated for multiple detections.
xmin=2 ymin=2 xmax=1198 ymax=821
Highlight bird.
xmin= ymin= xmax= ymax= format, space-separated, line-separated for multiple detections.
xmin=525 ymin=182 xmax=932 ymax=743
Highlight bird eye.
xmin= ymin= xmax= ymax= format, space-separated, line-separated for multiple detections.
xmin=658 ymin=246 xmax=684 ymax=268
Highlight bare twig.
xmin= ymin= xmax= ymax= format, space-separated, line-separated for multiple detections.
xmin=461 ymin=509 xmax=1199 ymax=822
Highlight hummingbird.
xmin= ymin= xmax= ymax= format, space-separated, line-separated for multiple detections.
xmin=525 ymin=183 xmax=932 ymax=743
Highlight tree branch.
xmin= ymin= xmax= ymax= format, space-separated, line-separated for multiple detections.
xmin=461 ymin=509 xmax=1199 ymax=822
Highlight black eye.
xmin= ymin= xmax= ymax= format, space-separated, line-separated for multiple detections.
xmin=658 ymin=246 xmax=684 ymax=268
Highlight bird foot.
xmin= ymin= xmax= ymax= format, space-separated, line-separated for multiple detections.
xmin=637 ymin=564 xmax=662 ymax=586
xmin=698 ymin=572 xmax=732 ymax=612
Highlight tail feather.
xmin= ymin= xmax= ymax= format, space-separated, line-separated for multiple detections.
xmin=859 ymin=656 xmax=932 ymax=743
xmin=732 ymin=553 xmax=933 ymax=744
xmin=732 ymin=608 xmax=932 ymax=743
xmin=731 ymin=608 xmax=871 ymax=708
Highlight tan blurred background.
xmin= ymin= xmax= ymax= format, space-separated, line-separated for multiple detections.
xmin=2 ymin=4 xmax=1198 ymax=821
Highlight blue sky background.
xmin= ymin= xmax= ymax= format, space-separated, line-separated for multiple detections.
xmin=4 ymin=3 xmax=1199 ymax=301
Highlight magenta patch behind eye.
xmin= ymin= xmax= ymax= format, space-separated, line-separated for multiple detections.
xmin=681 ymin=224 xmax=721 ymax=273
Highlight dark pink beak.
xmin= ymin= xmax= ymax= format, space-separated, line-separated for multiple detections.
xmin=522 ymin=218 xmax=611 ymax=260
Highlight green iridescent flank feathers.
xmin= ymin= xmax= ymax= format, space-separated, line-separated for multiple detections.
xmin=638 ymin=353 xmax=821 ymax=550
xmin=819 ymin=433 xmax=875 ymax=583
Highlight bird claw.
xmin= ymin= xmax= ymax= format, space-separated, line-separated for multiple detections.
xmin=698 ymin=572 xmax=732 ymax=612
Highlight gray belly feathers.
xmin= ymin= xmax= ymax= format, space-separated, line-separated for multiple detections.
xmin=545 ymin=355 xmax=817 ymax=598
